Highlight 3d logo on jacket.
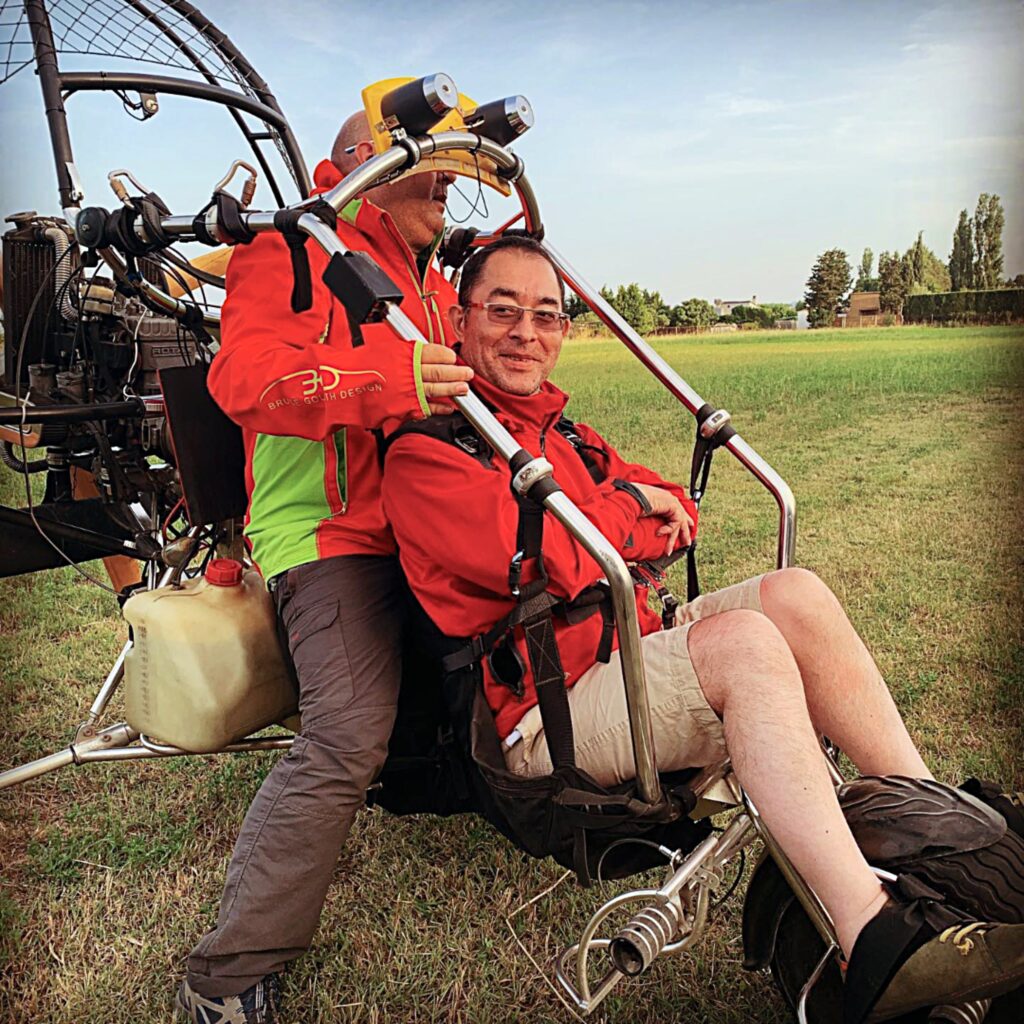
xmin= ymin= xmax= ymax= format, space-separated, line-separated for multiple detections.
xmin=259 ymin=366 xmax=387 ymax=409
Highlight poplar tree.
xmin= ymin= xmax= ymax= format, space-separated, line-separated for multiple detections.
xmin=973 ymin=193 xmax=1005 ymax=289
xmin=855 ymin=248 xmax=878 ymax=291
xmin=949 ymin=210 xmax=974 ymax=291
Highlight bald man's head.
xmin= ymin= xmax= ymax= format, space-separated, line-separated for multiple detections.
xmin=330 ymin=112 xmax=371 ymax=174
xmin=326 ymin=109 xmax=455 ymax=253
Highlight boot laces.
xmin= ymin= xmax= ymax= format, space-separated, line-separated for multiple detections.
xmin=938 ymin=922 xmax=990 ymax=956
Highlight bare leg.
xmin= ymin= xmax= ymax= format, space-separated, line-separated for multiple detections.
xmin=758 ymin=567 xmax=932 ymax=779
xmin=689 ymin=609 xmax=886 ymax=955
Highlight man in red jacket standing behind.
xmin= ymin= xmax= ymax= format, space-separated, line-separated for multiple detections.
xmin=381 ymin=236 xmax=1024 ymax=1023
xmin=176 ymin=113 xmax=473 ymax=1023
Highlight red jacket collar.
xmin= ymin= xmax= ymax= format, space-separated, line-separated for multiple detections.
xmin=466 ymin=372 xmax=569 ymax=435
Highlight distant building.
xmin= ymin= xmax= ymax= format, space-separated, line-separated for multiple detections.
xmin=713 ymin=295 xmax=758 ymax=317
xmin=844 ymin=291 xmax=900 ymax=327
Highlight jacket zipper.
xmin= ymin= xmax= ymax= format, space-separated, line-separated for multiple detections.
xmin=381 ymin=217 xmax=446 ymax=343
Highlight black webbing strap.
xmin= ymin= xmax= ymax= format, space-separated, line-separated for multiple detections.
xmin=686 ymin=547 xmax=700 ymax=603
xmin=504 ymin=448 xmax=575 ymax=768
xmin=552 ymin=416 xmax=606 ymax=485
xmin=191 ymin=190 xmax=257 ymax=248
xmin=684 ymin=404 xmax=737 ymax=602
xmin=522 ymin=608 xmax=576 ymax=769
xmin=107 ymin=192 xmax=173 ymax=257
xmin=272 ymin=200 xmax=339 ymax=314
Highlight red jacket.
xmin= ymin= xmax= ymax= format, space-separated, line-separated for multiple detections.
xmin=208 ymin=159 xmax=457 ymax=578
xmin=382 ymin=373 xmax=699 ymax=739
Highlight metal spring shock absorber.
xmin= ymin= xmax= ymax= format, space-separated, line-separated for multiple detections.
xmin=927 ymin=1000 xmax=991 ymax=1024
xmin=608 ymin=899 xmax=684 ymax=977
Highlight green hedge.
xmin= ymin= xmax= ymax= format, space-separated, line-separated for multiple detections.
xmin=904 ymin=289 xmax=1024 ymax=323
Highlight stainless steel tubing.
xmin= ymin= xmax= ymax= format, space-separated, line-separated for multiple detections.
xmin=0 ymin=747 xmax=75 ymax=789
xmin=542 ymin=242 xmax=797 ymax=570
xmin=542 ymin=490 xmax=658 ymax=803
xmin=154 ymin=130 xmax=543 ymax=243
xmin=86 ymin=641 xmax=129 ymax=724
xmin=796 ymin=942 xmax=841 ymax=1024
xmin=0 ymin=722 xmax=138 ymax=790
xmin=74 ymin=735 xmax=294 ymax=762
xmin=743 ymin=791 xmax=838 ymax=948
xmin=316 ymin=250 xmax=660 ymax=798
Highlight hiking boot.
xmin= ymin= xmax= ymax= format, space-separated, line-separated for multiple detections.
xmin=843 ymin=883 xmax=1024 ymax=1024
xmin=175 ymin=973 xmax=281 ymax=1024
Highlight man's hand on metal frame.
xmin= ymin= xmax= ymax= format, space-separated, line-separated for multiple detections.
xmin=420 ymin=344 xmax=475 ymax=415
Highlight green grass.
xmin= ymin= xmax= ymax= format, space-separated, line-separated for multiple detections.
xmin=1 ymin=324 xmax=1022 ymax=1023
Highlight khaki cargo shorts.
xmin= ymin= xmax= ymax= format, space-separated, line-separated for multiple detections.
xmin=503 ymin=574 xmax=766 ymax=788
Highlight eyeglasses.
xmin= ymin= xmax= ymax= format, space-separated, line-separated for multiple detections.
xmin=463 ymin=302 xmax=570 ymax=332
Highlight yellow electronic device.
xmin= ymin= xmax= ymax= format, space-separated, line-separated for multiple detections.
xmin=361 ymin=77 xmax=513 ymax=197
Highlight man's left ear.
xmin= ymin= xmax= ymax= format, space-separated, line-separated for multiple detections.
xmin=354 ymin=140 xmax=376 ymax=166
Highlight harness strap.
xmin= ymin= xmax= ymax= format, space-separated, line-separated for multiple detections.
xmin=522 ymin=610 xmax=576 ymax=769
xmin=107 ymin=192 xmax=173 ymax=257
xmin=215 ymin=190 xmax=257 ymax=246
xmin=552 ymin=415 xmax=606 ymax=484
xmin=691 ymin=403 xmax=736 ymax=503
xmin=273 ymin=201 xmax=339 ymax=314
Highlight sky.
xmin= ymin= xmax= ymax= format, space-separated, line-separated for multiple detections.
xmin=1 ymin=0 xmax=1021 ymax=305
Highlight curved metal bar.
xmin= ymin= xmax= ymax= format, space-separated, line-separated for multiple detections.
xmin=542 ymin=241 xmax=797 ymax=569
xmin=160 ymin=0 xmax=311 ymax=196
xmin=155 ymin=130 xmax=543 ymax=242
xmin=60 ymin=72 xmax=294 ymax=137
xmin=366 ymin=286 xmax=659 ymax=801
xmin=122 ymin=0 xmax=287 ymax=206
xmin=543 ymin=490 xmax=658 ymax=800
xmin=796 ymin=941 xmax=841 ymax=1024
xmin=26 ymin=0 xmax=79 ymax=209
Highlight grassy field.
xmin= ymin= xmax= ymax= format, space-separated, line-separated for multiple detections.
xmin=1 ymin=324 xmax=1022 ymax=1023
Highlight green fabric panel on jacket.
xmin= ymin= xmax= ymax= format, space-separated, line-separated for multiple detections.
xmin=340 ymin=198 xmax=362 ymax=227
xmin=333 ymin=429 xmax=348 ymax=506
xmin=247 ymin=432 xmax=338 ymax=578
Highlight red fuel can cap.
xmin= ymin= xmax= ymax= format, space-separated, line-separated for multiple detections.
xmin=205 ymin=558 xmax=244 ymax=587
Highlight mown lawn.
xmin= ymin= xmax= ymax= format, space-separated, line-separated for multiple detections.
xmin=1 ymin=324 xmax=1022 ymax=1023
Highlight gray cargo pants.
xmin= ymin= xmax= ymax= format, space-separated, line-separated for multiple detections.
xmin=186 ymin=554 xmax=406 ymax=996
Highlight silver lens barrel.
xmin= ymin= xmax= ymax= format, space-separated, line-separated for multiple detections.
xmin=464 ymin=95 xmax=534 ymax=146
xmin=380 ymin=73 xmax=459 ymax=135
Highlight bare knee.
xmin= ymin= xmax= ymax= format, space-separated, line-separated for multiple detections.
xmin=760 ymin=566 xmax=843 ymax=631
xmin=687 ymin=608 xmax=801 ymax=714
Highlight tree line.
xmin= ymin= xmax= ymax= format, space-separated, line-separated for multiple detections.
xmin=566 ymin=285 xmax=797 ymax=335
xmin=804 ymin=193 xmax=1019 ymax=327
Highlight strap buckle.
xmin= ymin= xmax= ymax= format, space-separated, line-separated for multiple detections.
xmin=508 ymin=550 xmax=525 ymax=597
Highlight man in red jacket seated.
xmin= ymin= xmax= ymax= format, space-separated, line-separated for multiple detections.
xmin=177 ymin=112 xmax=474 ymax=1024
xmin=382 ymin=236 xmax=1024 ymax=1023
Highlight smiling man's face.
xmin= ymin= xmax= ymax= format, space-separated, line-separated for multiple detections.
xmin=449 ymin=249 xmax=569 ymax=396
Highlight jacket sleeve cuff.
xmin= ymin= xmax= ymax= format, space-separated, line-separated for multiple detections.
xmin=412 ymin=342 xmax=430 ymax=418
